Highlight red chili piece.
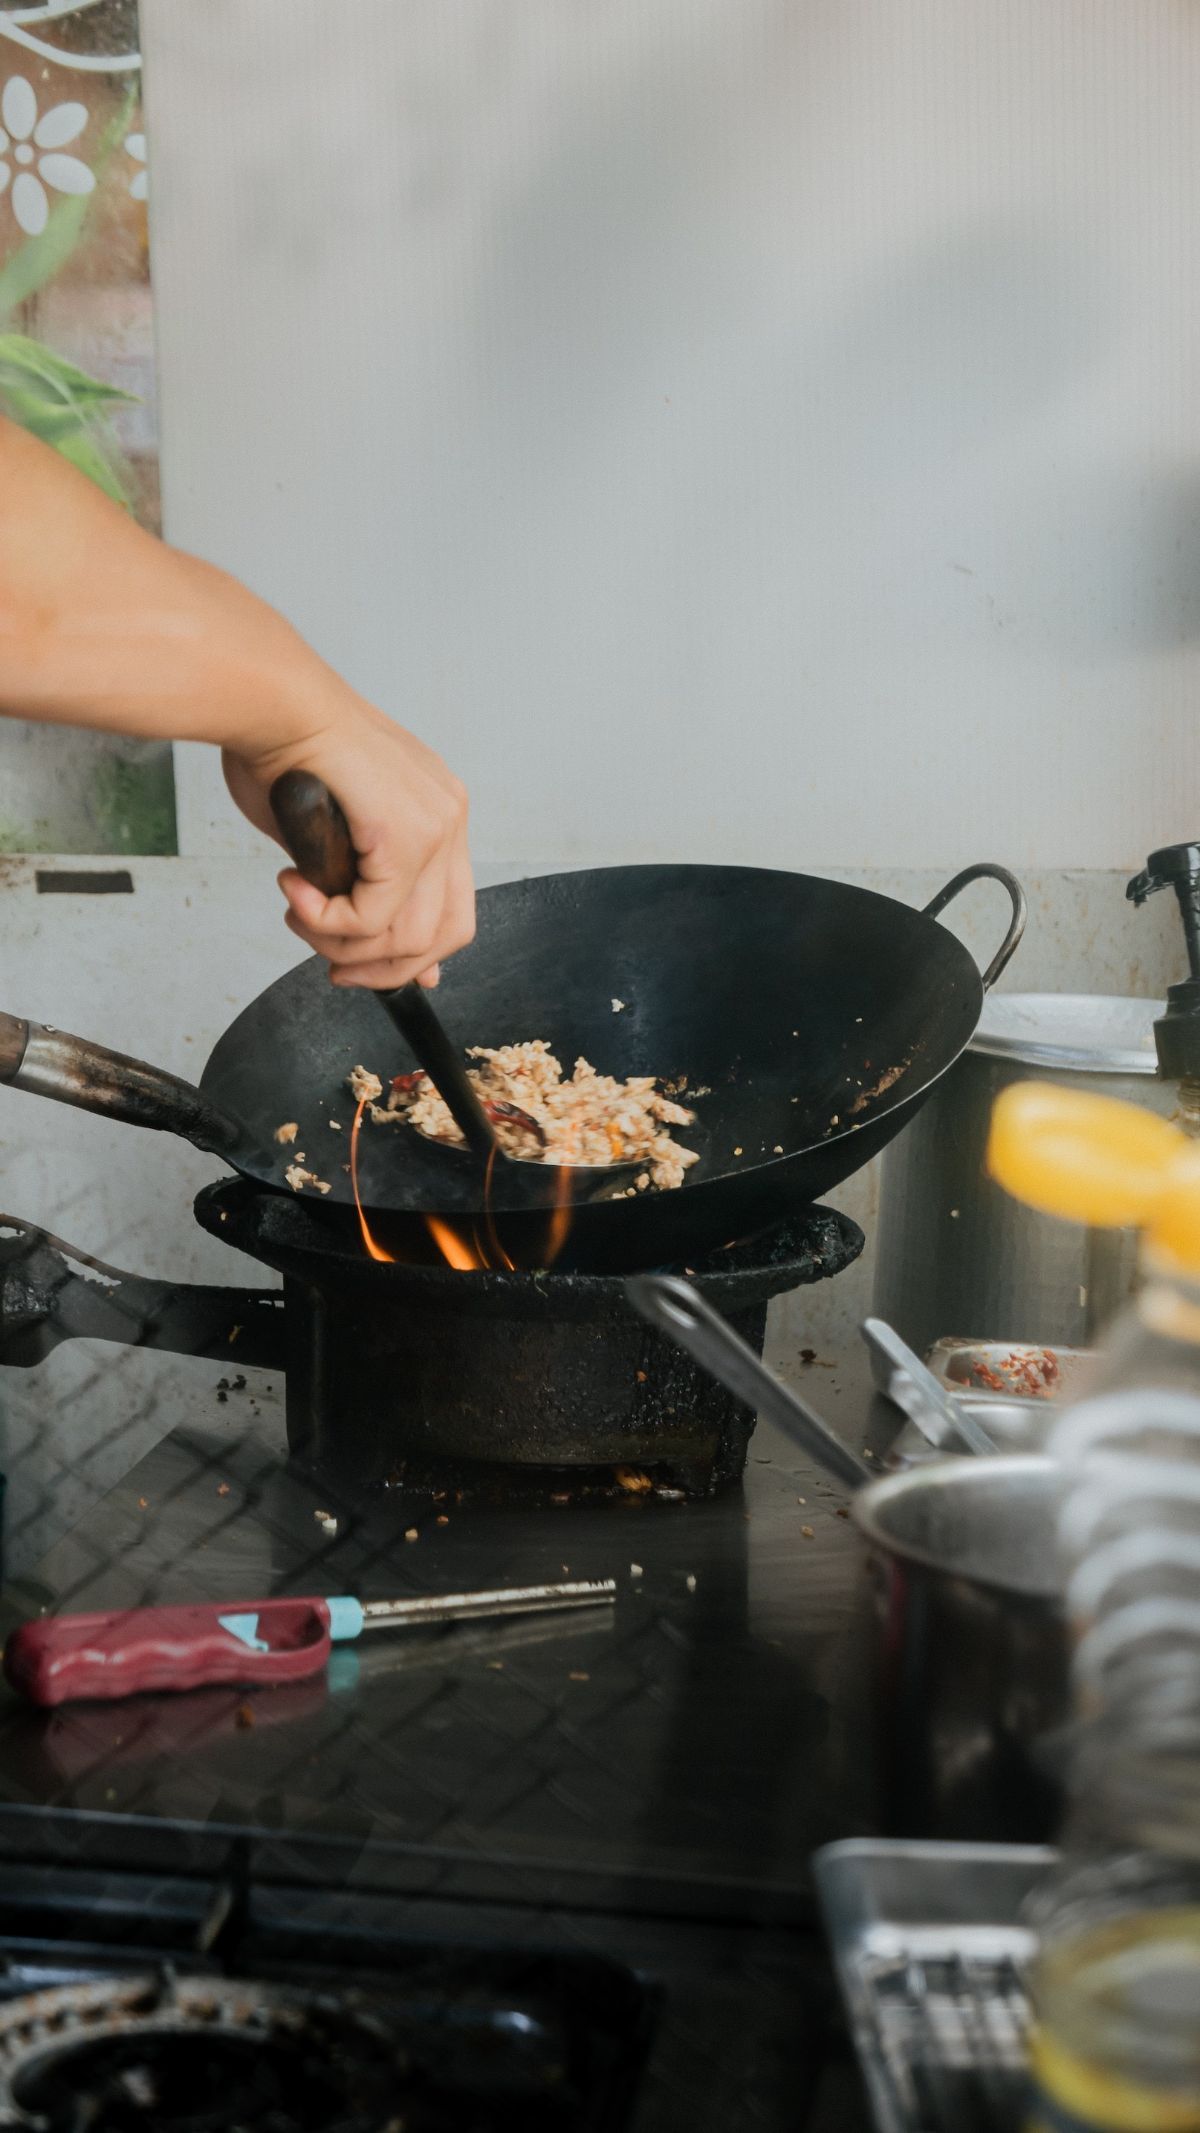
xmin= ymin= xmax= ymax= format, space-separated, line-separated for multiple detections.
xmin=484 ymin=1098 xmax=547 ymax=1148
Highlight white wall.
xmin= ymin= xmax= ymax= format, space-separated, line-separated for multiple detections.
xmin=141 ymin=0 xmax=1200 ymax=872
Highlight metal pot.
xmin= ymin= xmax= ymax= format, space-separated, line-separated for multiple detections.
xmin=627 ymin=1275 xmax=1069 ymax=1842
xmin=857 ymin=1453 xmax=1065 ymax=1842
xmin=873 ymin=994 xmax=1175 ymax=1357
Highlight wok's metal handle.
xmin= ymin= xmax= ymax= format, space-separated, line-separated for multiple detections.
xmin=0 ymin=1015 xmax=240 ymax=1156
xmin=923 ymin=864 xmax=1027 ymax=991
xmin=269 ymin=769 xmax=501 ymax=1163
xmin=626 ymin=1273 xmax=870 ymax=1491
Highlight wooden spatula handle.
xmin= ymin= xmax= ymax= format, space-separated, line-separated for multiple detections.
xmin=269 ymin=769 xmax=357 ymax=898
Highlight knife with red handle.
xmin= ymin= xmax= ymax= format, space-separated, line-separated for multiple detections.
xmin=3 ymin=1579 xmax=616 ymax=1708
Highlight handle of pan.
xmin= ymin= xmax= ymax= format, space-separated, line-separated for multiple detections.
xmin=861 ymin=1316 xmax=998 ymax=1457
xmin=0 ymin=1011 xmax=240 ymax=1155
xmin=268 ymin=769 xmax=500 ymax=1162
xmin=626 ymin=1273 xmax=870 ymax=1491
xmin=922 ymin=864 xmax=1027 ymax=991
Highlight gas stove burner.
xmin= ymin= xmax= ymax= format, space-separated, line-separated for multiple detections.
xmin=193 ymin=1178 xmax=864 ymax=1493
xmin=0 ymin=1972 xmax=407 ymax=2132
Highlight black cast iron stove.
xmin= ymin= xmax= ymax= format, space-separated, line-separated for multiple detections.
xmin=0 ymin=1184 xmax=862 ymax=1498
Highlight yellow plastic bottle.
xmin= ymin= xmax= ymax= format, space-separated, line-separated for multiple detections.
xmin=989 ymin=1085 xmax=1200 ymax=2133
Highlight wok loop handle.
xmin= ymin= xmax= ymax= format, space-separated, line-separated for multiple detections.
xmin=923 ymin=864 xmax=1026 ymax=991
xmin=0 ymin=1017 xmax=241 ymax=1155
xmin=626 ymin=1273 xmax=870 ymax=1492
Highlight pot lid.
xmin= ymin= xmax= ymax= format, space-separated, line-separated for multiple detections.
xmin=971 ymin=994 xmax=1164 ymax=1074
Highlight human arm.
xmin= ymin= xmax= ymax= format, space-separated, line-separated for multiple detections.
xmin=0 ymin=417 xmax=473 ymax=986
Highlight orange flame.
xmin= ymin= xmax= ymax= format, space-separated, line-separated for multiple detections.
xmin=425 ymin=1215 xmax=487 ymax=1270
xmin=349 ymin=1093 xmax=581 ymax=1272
xmin=350 ymin=1098 xmax=396 ymax=1263
xmin=541 ymin=1164 xmax=575 ymax=1269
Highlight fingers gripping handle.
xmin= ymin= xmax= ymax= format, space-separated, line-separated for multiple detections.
xmin=270 ymin=769 xmax=358 ymax=899
xmin=272 ymin=770 xmax=500 ymax=1161
xmin=4 ymin=1596 xmax=334 ymax=1706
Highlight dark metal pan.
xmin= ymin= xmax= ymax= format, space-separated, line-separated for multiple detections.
xmin=0 ymin=860 xmax=1023 ymax=1271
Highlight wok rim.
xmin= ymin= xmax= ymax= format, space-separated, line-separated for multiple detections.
xmin=198 ymin=859 xmax=991 ymax=1209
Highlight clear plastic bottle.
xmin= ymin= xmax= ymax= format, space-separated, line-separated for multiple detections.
xmin=988 ymin=1086 xmax=1200 ymax=2131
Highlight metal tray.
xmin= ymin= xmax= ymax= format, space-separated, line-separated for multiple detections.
xmin=926 ymin=1340 xmax=1093 ymax=1404
xmin=813 ymin=1840 xmax=1055 ymax=2133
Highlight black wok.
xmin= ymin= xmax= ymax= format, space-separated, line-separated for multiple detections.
xmin=0 ymin=860 xmax=1023 ymax=1271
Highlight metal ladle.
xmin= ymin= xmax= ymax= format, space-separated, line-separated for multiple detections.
xmin=860 ymin=1317 xmax=998 ymax=1456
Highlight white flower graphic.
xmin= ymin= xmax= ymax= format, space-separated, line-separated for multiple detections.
xmin=0 ymin=76 xmax=93 ymax=238
xmin=125 ymin=131 xmax=146 ymax=202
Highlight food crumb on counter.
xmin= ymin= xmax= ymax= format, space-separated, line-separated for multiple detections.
xmin=685 ymin=1574 xmax=697 ymax=1593
xmin=550 ymin=1491 xmax=572 ymax=1506
xmin=836 ymin=1507 xmax=850 ymax=1519
xmin=314 ymin=1509 xmax=338 ymax=1536
xmin=404 ymin=1526 xmax=419 ymax=1543
xmin=235 ymin=1703 xmax=255 ymax=1730
xmin=801 ymin=1525 xmax=815 ymax=1540
xmin=796 ymin=1496 xmax=806 ymax=1505
xmin=611 ymin=998 xmax=626 ymax=1013
xmin=137 ymin=1497 xmax=148 ymax=1511
xmin=773 ymin=1144 xmax=783 ymax=1154
xmin=329 ymin=1119 xmax=342 ymax=1131
xmin=615 ymin=1466 xmax=652 ymax=1494
xmin=569 ymin=1670 xmax=590 ymax=1682
xmin=274 ymin=1121 xmax=299 ymax=1144
xmin=630 ymin=1563 xmax=643 ymax=1579
xmin=733 ymin=1146 xmax=743 ymax=1156
xmin=436 ymin=1514 xmax=449 ymax=1526
xmin=487 ymin=1660 xmax=504 ymax=1671
xmin=347 ymin=1064 xmax=383 ymax=1104
xmin=216 ymin=1482 xmax=230 ymax=1498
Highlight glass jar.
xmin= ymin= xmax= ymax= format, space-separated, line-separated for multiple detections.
xmin=1026 ymin=1853 xmax=1200 ymax=2132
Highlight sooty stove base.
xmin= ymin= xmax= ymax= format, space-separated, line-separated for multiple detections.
xmin=194 ymin=1181 xmax=863 ymax=1495
xmin=0 ymin=1184 xmax=862 ymax=1498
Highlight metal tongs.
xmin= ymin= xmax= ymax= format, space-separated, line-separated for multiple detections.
xmin=269 ymin=771 xmax=646 ymax=1201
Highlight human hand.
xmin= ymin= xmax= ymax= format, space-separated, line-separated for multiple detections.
xmin=223 ymin=697 xmax=474 ymax=989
